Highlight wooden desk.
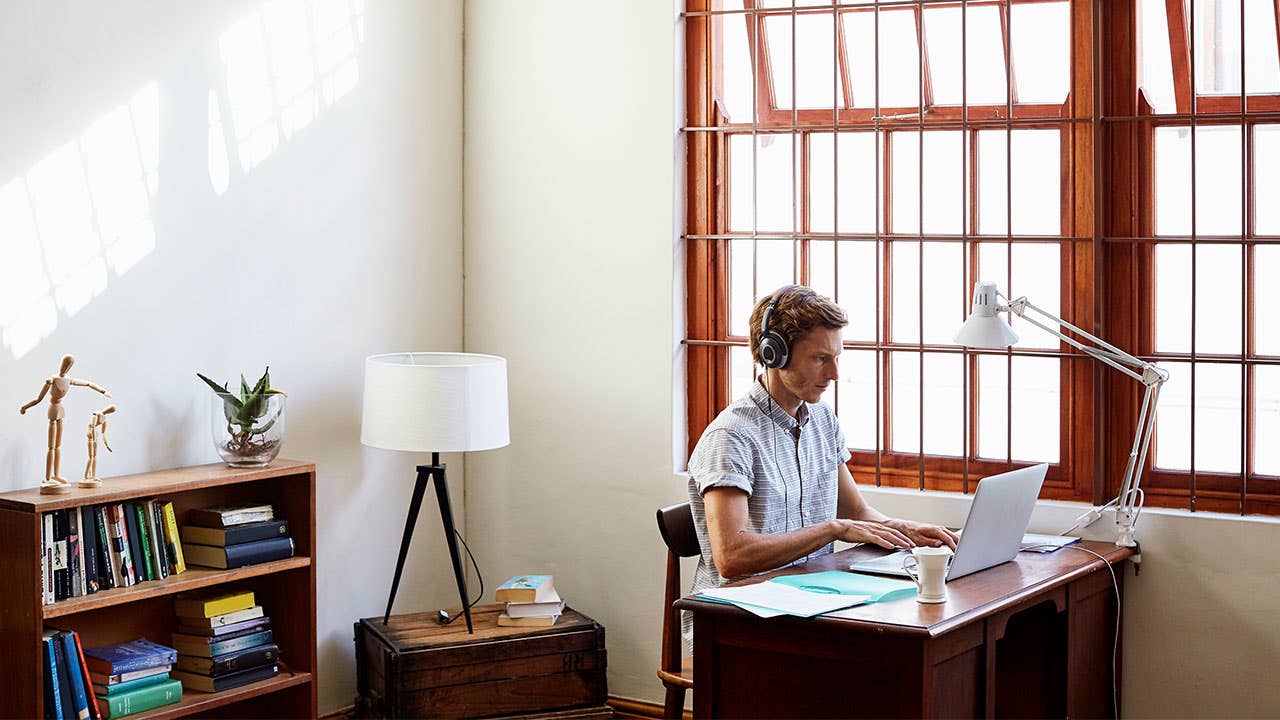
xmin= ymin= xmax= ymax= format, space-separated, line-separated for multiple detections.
xmin=675 ymin=542 xmax=1132 ymax=719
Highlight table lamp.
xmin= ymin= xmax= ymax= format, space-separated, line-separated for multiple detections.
xmin=954 ymin=281 xmax=1168 ymax=547
xmin=360 ymin=352 xmax=510 ymax=632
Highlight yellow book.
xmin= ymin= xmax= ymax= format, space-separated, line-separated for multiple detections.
xmin=161 ymin=501 xmax=186 ymax=574
xmin=173 ymin=589 xmax=254 ymax=618
xmin=497 ymin=611 xmax=560 ymax=627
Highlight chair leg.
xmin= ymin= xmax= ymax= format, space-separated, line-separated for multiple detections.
xmin=663 ymin=685 xmax=687 ymax=719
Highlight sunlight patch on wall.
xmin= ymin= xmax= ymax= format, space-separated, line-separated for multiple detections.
xmin=0 ymin=84 xmax=160 ymax=359
xmin=215 ymin=0 xmax=365 ymax=181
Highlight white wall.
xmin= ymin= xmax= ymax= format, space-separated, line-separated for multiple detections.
xmin=462 ymin=2 xmax=1280 ymax=718
xmin=0 ymin=1 xmax=465 ymax=712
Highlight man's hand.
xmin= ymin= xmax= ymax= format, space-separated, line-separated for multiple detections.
xmin=832 ymin=519 xmax=914 ymax=549
xmin=883 ymin=518 xmax=960 ymax=550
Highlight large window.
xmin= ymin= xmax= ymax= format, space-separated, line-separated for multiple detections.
xmin=684 ymin=0 xmax=1280 ymax=515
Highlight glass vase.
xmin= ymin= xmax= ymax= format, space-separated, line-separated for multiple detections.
xmin=211 ymin=391 xmax=286 ymax=467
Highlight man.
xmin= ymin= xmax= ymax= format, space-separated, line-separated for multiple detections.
xmin=687 ymin=285 xmax=958 ymax=611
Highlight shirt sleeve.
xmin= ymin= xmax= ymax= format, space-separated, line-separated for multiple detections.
xmin=688 ymin=428 xmax=755 ymax=496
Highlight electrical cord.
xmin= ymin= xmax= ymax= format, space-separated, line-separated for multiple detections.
xmin=440 ymin=528 xmax=485 ymax=626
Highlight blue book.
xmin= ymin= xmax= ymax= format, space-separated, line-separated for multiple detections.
xmin=42 ymin=631 xmax=64 ymax=720
xmin=82 ymin=638 xmax=177 ymax=676
xmin=58 ymin=632 xmax=90 ymax=720
xmin=51 ymin=630 xmax=75 ymax=719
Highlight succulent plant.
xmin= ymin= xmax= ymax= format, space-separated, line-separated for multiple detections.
xmin=198 ymin=367 xmax=286 ymax=456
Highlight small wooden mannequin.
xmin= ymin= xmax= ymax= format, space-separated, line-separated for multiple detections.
xmin=19 ymin=355 xmax=112 ymax=494
xmin=83 ymin=405 xmax=116 ymax=487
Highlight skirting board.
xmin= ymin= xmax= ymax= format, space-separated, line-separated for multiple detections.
xmin=609 ymin=696 xmax=692 ymax=720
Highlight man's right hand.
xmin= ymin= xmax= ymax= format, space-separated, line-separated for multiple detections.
xmin=831 ymin=519 xmax=914 ymax=549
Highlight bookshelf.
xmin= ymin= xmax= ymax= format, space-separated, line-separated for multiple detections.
xmin=0 ymin=460 xmax=317 ymax=719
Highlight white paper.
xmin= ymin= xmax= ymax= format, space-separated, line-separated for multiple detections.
xmin=699 ymin=582 xmax=870 ymax=617
xmin=1020 ymin=533 xmax=1080 ymax=553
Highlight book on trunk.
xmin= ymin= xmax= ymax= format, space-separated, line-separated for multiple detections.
xmin=169 ymin=629 xmax=273 ymax=658
xmin=160 ymin=502 xmax=185 ymax=574
xmin=494 ymin=575 xmax=557 ymax=603
xmin=80 ymin=506 xmax=101 ymax=595
xmin=503 ymin=600 xmax=565 ymax=618
xmin=82 ymin=638 xmax=177 ymax=676
xmin=170 ymin=662 xmax=278 ymax=693
xmin=176 ymin=605 xmax=264 ymax=631
xmin=87 ymin=666 xmax=171 ymax=687
xmin=181 ymin=519 xmax=289 ymax=547
xmin=94 ymin=678 xmax=181 ymax=719
xmin=497 ymin=612 xmax=561 ymax=627
xmin=187 ymin=503 xmax=274 ymax=528
xmin=176 ymin=616 xmax=270 ymax=638
xmin=183 ymin=536 xmax=294 ymax=569
xmin=173 ymin=589 xmax=255 ymax=618
xmin=91 ymin=671 xmax=171 ymax=697
xmin=173 ymin=642 xmax=280 ymax=676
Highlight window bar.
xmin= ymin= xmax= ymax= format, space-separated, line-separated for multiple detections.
xmin=1189 ymin=0 xmax=1198 ymax=513
xmin=831 ymin=1 xmax=843 ymax=441
xmin=962 ymin=0 xmax=971 ymax=495
xmin=791 ymin=0 xmax=799 ymax=289
xmin=1240 ymin=6 xmax=1249 ymax=515
xmin=918 ymin=1 xmax=927 ymax=491
xmin=751 ymin=0 xmax=760 ymax=386
xmin=1004 ymin=0 xmax=1014 ymax=471
xmin=875 ymin=1 xmax=884 ymax=487
xmin=1090 ymin=0 xmax=1105 ymax=506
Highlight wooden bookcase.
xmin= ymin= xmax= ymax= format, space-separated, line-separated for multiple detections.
xmin=0 ymin=460 xmax=317 ymax=719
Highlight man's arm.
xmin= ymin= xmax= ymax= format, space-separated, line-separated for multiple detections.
xmin=835 ymin=464 xmax=959 ymax=549
xmin=704 ymin=486 xmax=913 ymax=579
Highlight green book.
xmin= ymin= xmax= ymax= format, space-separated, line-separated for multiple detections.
xmin=132 ymin=504 xmax=155 ymax=582
xmin=95 ymin=677 xmax=181 ymax=718
xmin=91 ymin=670 xmax=171 ymax=697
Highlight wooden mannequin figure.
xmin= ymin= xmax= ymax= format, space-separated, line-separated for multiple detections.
xmin=19 ymin=355 xmax=112 ymax=494
xmin=83 ymin=405 xmax=116 ymax=488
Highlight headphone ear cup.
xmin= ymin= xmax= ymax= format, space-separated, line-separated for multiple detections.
xmin=758 ymin=331 xmax=789 ymax=370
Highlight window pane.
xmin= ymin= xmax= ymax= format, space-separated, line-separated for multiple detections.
xmin=1256 ymin=365 xmax=1280 ymax=476
xmin=729 ymin=133 xmax=799 ymax=233
xmin=730 ymin=345 xmax=755 ymax=402
xmin=1254 ymin=125 xmax=1280 ymax=235
xmin=1154 ymin=361 xmax=1243 ymax=474
xmin=836 ymin=240 xmax=879 ymax=342
xmin=891 ymin=131 xmax=965 ymax=235
xmin=922 ymin=6 xmax=1006 ymax=106
xmin=1139 ymin=0 xmax=1177 ymax=114
xmin=718 ymin=1 xmax=757 ymax=123
xmin=810 ymin=132 xmax=879 ymax=234
xmin=1257 ymin=245 xmax=1280 ymax=356
xmin=810 ymin=238 xmax=836 ymax=303
xmin=844 ymin=9 xmax=920 ymax=109
xmin=765 ymin=12 xmax=843 ymax=110
xmin=1010 ymin=2 xmax=1070 ymax=104
xmin=977 ymin=355 xmax=1008 ymax=460
xmin=1190 ymin=0 xmax=1280 ymax=95
xmin=891 ymin=351 xmax=964 ymax=456
xmin=977 ymin=129 xmax=1061 ymax=235
xmin=977 ymin=242 xmax=1061 ymax=350
xmin=1153 ymin=244 xmax=1243 ymax=355
xmin=891 ymin=241 xmax=966 ymax=345
xmin=1012 ymin=356 xmax=1061 ymax=463
xmin=728 ymin=239 xmax=799 ymax=338
xmin=1154 ymin=126 xmax=1243 ymax=236
xmin=836 ymin=349 xmax=878 ymax=451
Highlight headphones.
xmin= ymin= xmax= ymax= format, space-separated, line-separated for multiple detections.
xmin=758 ymin=291 xmax=791 ymax=370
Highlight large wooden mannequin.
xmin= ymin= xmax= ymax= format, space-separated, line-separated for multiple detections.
xmin=19 ymin=355 xmax=112 ymax=494
xmin=83 ymin=405 xmax=116 ymax=487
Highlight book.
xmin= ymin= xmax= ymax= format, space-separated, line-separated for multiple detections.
xmin=130 ymin=503 xmax=154 ymax=582
xmin=92 ymin=505 xmax=115 ymax=591
xmin=170 ymin=630 xmax=273 ymax=658
xmin=145 ymin=502 xmax=167 ymax=580
xmin=80 ymin=505 xmax=101 ymax=595
xmin=183 ymin=536 xmax=294 ymax=569
xmin=91 ymin=671 xmax=171 ymax=697
xmin=53 ymin=509 xmax=70 ymax=601
xmin=104 ymin=505 xmax=134 ymax=587
xmin=504 ymin=600 xmax=566 ymax=619
xmin=495 ymin=575 xmax=557 ymax=603
xmin=122 ymin=503 xmax=147 ymax=583
xmin=174 ymin=642 xmax=280 ymax=676
xmin=52 ymin=627 xmax=75 ymax=719
xmin=69 ymin=630 xmax=103 ymax=720
xmin=170 ymin=662 xmax=278 ymax=692
xmin=42 ymin=630 xmax=64 ymax=720
xmin=173 ymin=589 xmax=255 ymax=619
xmin=176 ymin=605 xmax=264 ymax=631
xmin=67 ymin=509 xmax=84 ymax=598
xmin=43 ymin=512 xmax=54 ymax=606
xmin=160 ymin=502 xmax=185 ymax=575
xmin=188 ymin=503 xmax=274 ymax=528
xmin=58 ymin=632 xmax=91 ymax=720
xmin=176 ymin=616 xmax=270 ymax=638
xmin=88 ymin=666 xmax=171 ymax=687
xmin=94 ymin=678 xmax=181 ymax=719
xmin=497 ymin=612 xmax=561 ymax=627
xmin=83 ymin=638 xmax=178 ymax=676
xmin=181 ymin=519 xmax=290 ymax=547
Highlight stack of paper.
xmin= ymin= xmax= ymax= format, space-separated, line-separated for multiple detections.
xmin=698 ymin=570 xmax=917 ymax=618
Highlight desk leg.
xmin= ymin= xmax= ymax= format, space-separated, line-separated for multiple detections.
xmin=1068 ymin=561 xmax=1125 ymax=719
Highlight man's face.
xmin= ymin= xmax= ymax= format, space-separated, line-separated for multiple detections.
xmin=777 ymin=326 xmax=842 ymax=405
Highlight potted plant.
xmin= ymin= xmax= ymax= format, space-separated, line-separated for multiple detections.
xmin=198 ymin=367 xmax=287 ymax=467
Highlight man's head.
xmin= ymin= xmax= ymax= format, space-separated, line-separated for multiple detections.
xmin=749 ymin=286 xmax=848 ymax=407
xmin=749 ymin=285 xmax=847 ymax=368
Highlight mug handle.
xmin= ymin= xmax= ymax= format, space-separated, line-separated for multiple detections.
xmin=901 ymin=555 xmax=920 ymax=585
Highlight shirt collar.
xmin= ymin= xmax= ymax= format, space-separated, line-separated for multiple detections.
xmin=750 ymin=378 xmax=810 ymax=432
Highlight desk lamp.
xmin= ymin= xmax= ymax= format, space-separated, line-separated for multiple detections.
xmin=954 ymin=281 xmax=1168 ymax=547
xmin=360 ymin=352 xmax=510 ymax=632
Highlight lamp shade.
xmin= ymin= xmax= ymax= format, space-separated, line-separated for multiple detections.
xmin=360 ymin=352 xmax=510 ymax=453
xmin=953 ymin=280 xmax=1020 ymax=348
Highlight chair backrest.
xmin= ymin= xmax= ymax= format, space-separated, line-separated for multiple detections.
xmin=657 ymin=502 xmax=698 ymax=676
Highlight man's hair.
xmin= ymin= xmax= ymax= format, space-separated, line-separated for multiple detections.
xmin=748 ymin=285 xmax=848 ymax=366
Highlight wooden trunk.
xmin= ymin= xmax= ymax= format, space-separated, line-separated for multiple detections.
xmin=355 ymin=604 xmax=608 ymax=719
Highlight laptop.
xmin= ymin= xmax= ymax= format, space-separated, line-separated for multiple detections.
xmin=847 ymin=463 xmax=1048 ymax=581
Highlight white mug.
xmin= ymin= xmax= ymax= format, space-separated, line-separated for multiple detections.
xmin=902 ymin=546 xmax=953 ymax=604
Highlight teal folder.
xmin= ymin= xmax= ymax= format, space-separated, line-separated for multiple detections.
xmin=770 ymin=571 xmax=917 ymax=603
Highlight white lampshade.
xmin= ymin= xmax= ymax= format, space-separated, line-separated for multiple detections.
xmin=361 ymin=352 xmax=510 ymax=453
xmin=953 ymin=280 xmax=1020 ymax=348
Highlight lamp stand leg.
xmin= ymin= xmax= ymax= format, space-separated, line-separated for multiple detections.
xmin=432 ymin=466 xmax=473 ymax=633
xmin=383 ymin=469 xmax=430 ymax=625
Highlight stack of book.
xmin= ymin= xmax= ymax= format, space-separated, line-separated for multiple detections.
xmin=82 ymin=636 xmax=182 ymax=718
xmin=169 ymin=589 xmax=281 ymax=692
xmin=180 ymin=504 xmax=294 ymax=569
xmin=40 ymin=500 xmax=186 ymax=605
xmin=496 ymin=575 xmax=565 ymax=627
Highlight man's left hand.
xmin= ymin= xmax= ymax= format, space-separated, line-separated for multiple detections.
xmin=882 ymin=519 xmax=960 ymax=550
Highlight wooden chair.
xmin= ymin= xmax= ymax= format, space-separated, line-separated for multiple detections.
xmin=656 ymin=502 xmax=699 ymax=719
